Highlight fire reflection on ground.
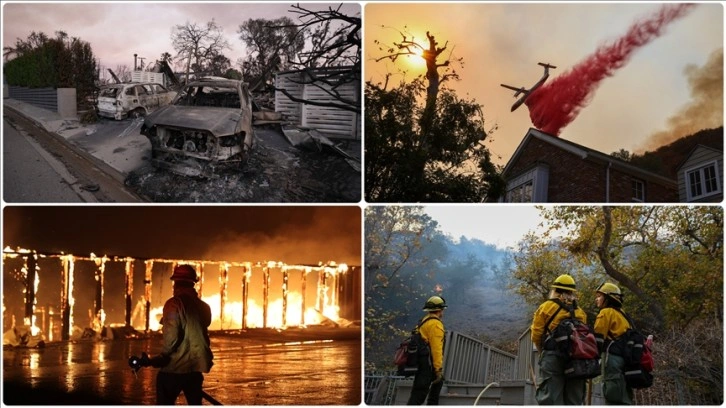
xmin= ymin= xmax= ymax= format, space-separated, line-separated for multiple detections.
xmin=3 ymin=331 xmax=361 ymax=405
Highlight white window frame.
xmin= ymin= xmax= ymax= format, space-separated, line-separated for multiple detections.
xmin=631 ymin=179 xmax=645 ymax=203
xmin=504 ymin=165 xmax=548 ymax=203
xmin=684 ymin=160 xmax=721 ymax=201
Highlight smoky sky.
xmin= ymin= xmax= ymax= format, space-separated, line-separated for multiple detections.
xmin=365 ymin=3 xmax=722 ymax=165
xmin=3 ymin=206 xmax=361 ymax=265
xmin=2 ymin=2 xmax=362 ymax=71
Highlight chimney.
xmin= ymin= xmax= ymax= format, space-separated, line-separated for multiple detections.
xmin=134 ymin=54 xmax=138 ymax=71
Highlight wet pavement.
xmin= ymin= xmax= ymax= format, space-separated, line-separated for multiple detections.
xmin=3 ymin=328 xmax=361 ymax=405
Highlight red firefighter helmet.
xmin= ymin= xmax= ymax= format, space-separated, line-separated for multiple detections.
xmin=171 ymin=264 xmax=198 ymax=282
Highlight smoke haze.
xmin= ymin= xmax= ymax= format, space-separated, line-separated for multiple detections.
xmin=637 ymin=47 xmax=724 ymax=152
xmin=2 ymin=207 xmax=361 ymax=265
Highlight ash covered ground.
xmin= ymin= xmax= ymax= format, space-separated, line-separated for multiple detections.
xmin=124 ymin=127 xmax=361 ymax=203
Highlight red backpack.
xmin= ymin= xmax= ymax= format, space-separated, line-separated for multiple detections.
xmin=393 ymin=316 xmax=439 ymax=377
xmin=543 ymin=300 xmax=600 ymax=379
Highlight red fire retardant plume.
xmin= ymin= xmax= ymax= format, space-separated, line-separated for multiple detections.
xmin=525 ymin=3 xmax=697 ymax=136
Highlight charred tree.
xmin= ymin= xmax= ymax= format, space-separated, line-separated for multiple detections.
xmin=239 ymin=4 xmax=360 ymax=113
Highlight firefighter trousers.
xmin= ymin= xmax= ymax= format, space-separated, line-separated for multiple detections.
xmin=602 ymin=352 xmax=633 ymax=405
xmin=407 ymin=363 xmax=443 ymax=405
xmin=156 ymin=371 xmax=204 ymax=405
xmin=535 ymin=351 xmax=586 ymax=405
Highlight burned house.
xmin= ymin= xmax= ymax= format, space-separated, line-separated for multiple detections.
xmin=500 ymin=128 xmax=679 ymax=203
xmin=3 ymin=248 xmax=361 ymax=343
xmin=274 ymin=66 xmax=361 ymax=140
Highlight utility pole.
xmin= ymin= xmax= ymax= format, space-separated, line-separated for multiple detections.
xmin=134 ymin=53 xmax=137 ymax=71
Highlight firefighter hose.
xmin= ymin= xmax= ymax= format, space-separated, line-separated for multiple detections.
xmin=473 ymin=382 xmax=499 ymax=406
xmin=129 ymin=354 xmax=223 ymax=405
xmin=202 ymin=391 xmax=223 ymax=406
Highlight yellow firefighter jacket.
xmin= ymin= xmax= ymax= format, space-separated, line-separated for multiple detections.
xmin=594 ymin=307 xmax=631 ymax=350
xmin=531 ymin=299 xmax=587 ymax=352
xmin=419 ymin=314 xmax=445 ymax=373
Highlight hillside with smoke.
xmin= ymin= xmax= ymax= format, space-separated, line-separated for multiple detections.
xmin=638 ymin=47 xmax=724 ymax=152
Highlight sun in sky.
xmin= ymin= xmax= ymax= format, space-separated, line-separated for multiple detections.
xmin=402 ymin=52 xmax=427 ymax=71
xmin=373 ymin=25 xmax=431 ymax=74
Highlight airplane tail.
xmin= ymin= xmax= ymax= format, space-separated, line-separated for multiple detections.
xmin=538 ymin=62 xmax=557 ymax=69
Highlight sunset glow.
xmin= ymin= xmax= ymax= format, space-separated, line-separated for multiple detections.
xmin=366 ymin=3 xmax=722 ymax=164
xmin=403 ymin=52 xmax=427 ymax=71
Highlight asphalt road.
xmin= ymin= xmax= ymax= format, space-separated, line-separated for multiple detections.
xmin=3 ymin=116 xmax=89 ymax=202
xmin=3 ymin=329 xmax=361 ymax=405
xmin=3 ymin=111 xmax=144 ymax=203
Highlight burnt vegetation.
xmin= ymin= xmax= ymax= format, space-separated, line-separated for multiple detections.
xmin=238 ymin=4 xmax=361 ymax=113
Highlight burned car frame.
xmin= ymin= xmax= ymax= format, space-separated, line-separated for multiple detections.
xmin=97 ymin=82 xmax=176 ymax=120
xmin=140 ymin=79 xmax=255 ymax=177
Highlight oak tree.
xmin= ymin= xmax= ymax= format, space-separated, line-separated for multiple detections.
xmin=364 ymin=206 xmax=447 ymax=368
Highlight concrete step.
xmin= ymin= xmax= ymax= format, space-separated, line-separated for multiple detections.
xmin=440 ymin=393 xmax=500 ymax=406
xmin=391 ymin=379 xmax=537 ymax=405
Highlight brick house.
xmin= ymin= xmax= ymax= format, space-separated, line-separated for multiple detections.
xmin=500 ymin=128 xmax=678 ymax=203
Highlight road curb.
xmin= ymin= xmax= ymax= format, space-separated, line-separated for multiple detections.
xmin=4 ymin=106 xmax=147 ymax=202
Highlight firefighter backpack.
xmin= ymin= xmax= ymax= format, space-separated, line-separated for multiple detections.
xmin=611 ymin=309 xmax=654 ymax=389
xmin=543 ymin=299 xmax=601 ymax=379
xmin=393 ymin=316 xmax=438 ymax=377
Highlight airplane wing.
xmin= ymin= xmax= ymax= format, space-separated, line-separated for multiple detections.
xmin=500 ymin=84 xmax=527 ymax=97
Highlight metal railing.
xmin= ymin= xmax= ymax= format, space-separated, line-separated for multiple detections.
xmin=517 ymin=327 xmax=540 ymax=381
xmin=365 ymin=331 xmax=518 ymax=404
xmin=443 ymin=331 xmax=517 ymax=384
xmin=364 ymin=370 xmax=399 ymax=405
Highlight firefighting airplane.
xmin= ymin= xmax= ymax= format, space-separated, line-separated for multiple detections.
xmin=500 ymin=62 xmax=557 ymax=112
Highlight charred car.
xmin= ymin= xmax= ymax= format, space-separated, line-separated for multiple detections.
xmin=97 ymin=82 xmax=176 ymax=120
xmin=140 ymin=79 xmax=255 ymax=177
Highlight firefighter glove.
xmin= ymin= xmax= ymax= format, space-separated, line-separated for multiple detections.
xmin=432 ymin=369 xmax=444 ymax=384
xmin=138 ymin=352 xmax=152 ymax=367
xmin=148 ymin=353 xmax=170 ymax=368
xmin=136 ymin=352 xmax=168 ymax=368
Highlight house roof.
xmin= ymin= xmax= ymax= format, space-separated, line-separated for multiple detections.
xmin=503 ymin=128 xmax=677 ymax=187
xmin=675 ymin=144 xmax=724 ymax=172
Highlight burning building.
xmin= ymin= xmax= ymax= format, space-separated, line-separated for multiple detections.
xmin=3 ymin=247 xmax=361 ymax=344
